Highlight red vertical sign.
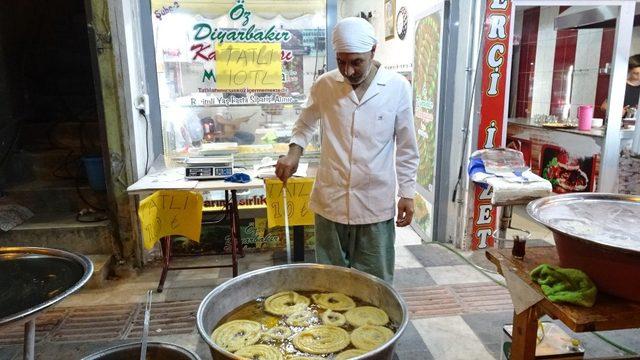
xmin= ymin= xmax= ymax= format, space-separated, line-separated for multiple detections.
xmin=471 ymin=0 xmax=511 ymax=250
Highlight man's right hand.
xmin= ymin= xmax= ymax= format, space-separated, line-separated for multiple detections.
xmin=275 ymin=145 xmax=303 ymax=183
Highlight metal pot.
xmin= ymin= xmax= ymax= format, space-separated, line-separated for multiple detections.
xmin=197 ymin=263 xmax=408 ymax=360
xmin=0 ymin=246 xmax=93 ymax=327
xmin=0 ymin=247 xmax=94 ymax=360
xmin=527 ymin=193 xmax=640 ymax=301
xmin=81 ymin=341 xmax=199 ymax=360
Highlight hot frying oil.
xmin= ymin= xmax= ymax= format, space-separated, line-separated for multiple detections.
xmin=214 ymin=291 xmax=398 ymax=359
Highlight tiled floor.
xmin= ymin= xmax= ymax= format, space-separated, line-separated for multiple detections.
xmin=1 ymin=221 xmax=640 ymax=359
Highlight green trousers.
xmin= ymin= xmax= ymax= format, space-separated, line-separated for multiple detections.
xmin=314 ymin=214 xmax=395 ymax=283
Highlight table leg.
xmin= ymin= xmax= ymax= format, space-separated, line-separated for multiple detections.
xmin=229 ymin=190 xmax=239 ymax=277
xmin=157 ymin=236 xmax=171 ymax=293
xmin=23 ymin=319 xmax=35 ymax=360
xmin=510 ymin=307 xmax=538 ymax=360
xmin=233 ymin=193 xmax=245 ymax=258
xmin=498 ymin=205 xmax=513 ymax=249
xmin=293 ymin=226 xmax=304 ymax=261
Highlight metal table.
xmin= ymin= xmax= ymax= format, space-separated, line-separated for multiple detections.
xmin=0 ymin=247 xmax=93 ymax=360
xmin=128 ymin=166 xmax=312 ymax=289
xmin=128 ymin=167 xmax=267 ymax=291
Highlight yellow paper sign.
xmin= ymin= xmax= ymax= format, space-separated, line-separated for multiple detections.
xmin=138 ymin=190 xmax=204 ymax=250
xmin=215 ymin=42 xmax=283 ymax=90
xmin=264 ymin=178 xmax=315 ymax=228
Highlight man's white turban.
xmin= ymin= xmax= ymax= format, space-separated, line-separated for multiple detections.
xmin=332 ymin=17 xmax=377 ymax=53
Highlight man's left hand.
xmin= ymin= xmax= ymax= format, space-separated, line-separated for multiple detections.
xmin=396 ymin=197 xmax=414 ymax=227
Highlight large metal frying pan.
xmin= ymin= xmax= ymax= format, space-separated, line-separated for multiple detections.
xmin=0 ymin=247 xmax=93 ymax=360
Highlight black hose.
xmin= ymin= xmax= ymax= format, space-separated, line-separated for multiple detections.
xmin=0 ymin=118 xmax=21 ymax=172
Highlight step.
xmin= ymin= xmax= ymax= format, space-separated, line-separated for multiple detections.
xmin=85 ymin=254 xmax=113 ymax=289
xmin=5 ymin=149 xmax=92 ymax=183
xmin=0 ymin=212 xmax=114 ymax=255
xmin=18 ymin=121 xmax=100 ymax=152
xmin=3 ymin=179 xmax=107 ymax=213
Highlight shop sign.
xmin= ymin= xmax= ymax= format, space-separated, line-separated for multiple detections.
xmin=470 ymin=0 xmax=510 ymax=250
xmin=154 ymin=1 xmax=180 ymax=20
xmin=204 ymin=195 xmax=267 ymax=210
xmin=188 ymin=93 xmax=300 ymax=106
xmin=191 ymin=0 xmax=292 ymax=44
xmin=189 ymin=0 xmax=292 ymax=90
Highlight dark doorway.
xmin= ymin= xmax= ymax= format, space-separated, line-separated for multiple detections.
xmin=0 ymin=1 xmax=111 ymax=254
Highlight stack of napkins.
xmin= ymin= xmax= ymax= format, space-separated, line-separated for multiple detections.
xmin=473 ymin=170 xmax=552 ymax=204
xmin=468 ymin=148 xmax=552 ymax=204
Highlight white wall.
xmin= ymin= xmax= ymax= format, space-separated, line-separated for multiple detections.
xmin=570 ymin=28 xmax=602 ymax=116
xmin=510 ymin=10 xmax=524 ymax=117
xmin=338 ymin=0 xmax=441 ymax=72
xmin=110 ymin=0 xmax=152 ymax=180
xmin=631 ymin=27 xmax=640 ymax=55
xmin=530 ymin=6 xmax=557 ymax=117
xmin=520 ymin=6 xmax=640 ymax=119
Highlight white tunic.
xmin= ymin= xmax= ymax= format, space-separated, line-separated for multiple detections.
xmin=290 ymin=68 xmax=419 ymax=225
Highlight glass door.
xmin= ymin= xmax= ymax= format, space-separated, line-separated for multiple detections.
xmin=148 ymin=0 xmax=327 ymax=167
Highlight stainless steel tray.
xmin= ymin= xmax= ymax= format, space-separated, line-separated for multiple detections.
xmin=0 ymin=247 xmax=93 ymax=327
xmin=527 ymin=193 xmax=640 ymax=254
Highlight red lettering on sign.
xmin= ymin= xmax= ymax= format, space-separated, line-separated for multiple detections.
xmin=470 ymin=0 xmax=511 ymax=250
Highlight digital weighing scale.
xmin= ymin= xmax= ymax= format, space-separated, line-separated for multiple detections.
xmin=185 ymin=155 xmax=234 ymax=180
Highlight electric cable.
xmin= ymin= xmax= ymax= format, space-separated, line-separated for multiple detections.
xmin=52 ymin=150 xmax=79 ymax=180
xmin=139 ymin=110 xmax=151 ymax=175
xmin=427 ymin=242 xmax=505 ymax=287
xmin=0 ymin=119 xmax=21 ymax=172
xmin=75 ymin=209 xmax=108 ymax=223
xmin=592 ymin=332 xmax=637 ymax=356
xmin=202 ymin=199 xmax=230 ymax=225
xmin=75 ymin=159 xmax=106 ymax=213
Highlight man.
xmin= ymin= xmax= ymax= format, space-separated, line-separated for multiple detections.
xmin=275 ymin=17 xmax=419 ymax=283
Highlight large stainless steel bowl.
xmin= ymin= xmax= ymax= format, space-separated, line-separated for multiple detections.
xmin=527 ymin=193 xmax=640 ymax=301
xmin=197 ymin=264 xmax=409 ymax=360
xmin=0 ymin=246 xmax=94 ymax=327
xmin=81 ymin=341 xmax=200 ymax=360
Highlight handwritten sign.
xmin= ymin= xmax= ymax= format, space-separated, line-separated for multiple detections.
xmin=264 ymin=178 xmax=314 ymax=228
xmin=138 ymin=190 xmax=203 ymax=250
xmin=215 ymin=42 xmax=283 ymax=90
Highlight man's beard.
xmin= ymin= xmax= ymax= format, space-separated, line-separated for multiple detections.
xmin=346 ymin=62 xmax=373 ymax=85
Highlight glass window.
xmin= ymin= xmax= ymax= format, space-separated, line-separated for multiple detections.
xmin=150 ymin=0 xmax=326 ymax=166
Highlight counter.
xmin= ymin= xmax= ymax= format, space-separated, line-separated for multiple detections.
xmin=506 ymin=118 xmax=634 ymax=193
xmin=508 ymin=118 xmax=635 ymax=140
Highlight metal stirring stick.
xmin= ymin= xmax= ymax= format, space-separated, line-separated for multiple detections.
xmin=140 ymin=290 xmax=152 ymax=360
xmin=283 ymin=185 xmax=291 ymax=264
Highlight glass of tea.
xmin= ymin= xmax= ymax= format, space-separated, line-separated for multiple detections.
xmin=512 ymin=235 xmax=526 ymax=259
